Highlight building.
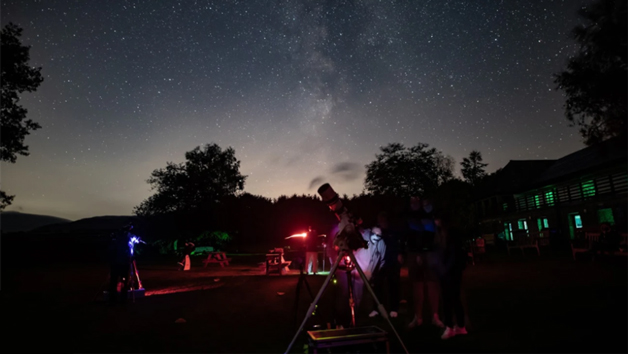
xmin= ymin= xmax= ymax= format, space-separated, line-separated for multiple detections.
xmin=476 ymin=137 xmax=627 ymax=246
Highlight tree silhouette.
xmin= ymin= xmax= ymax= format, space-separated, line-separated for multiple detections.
xmin=553 ymin=0 xmax=627 ymax=145
xmin=364 ymin=142 xmax=454 ymax=197
xmin=461 ymin=150 xmax=488 ymax=186
xmin=1 ymin=23 xmax=44 ymax=209
xmin=134 ymin=143 xmax=246 ymax=217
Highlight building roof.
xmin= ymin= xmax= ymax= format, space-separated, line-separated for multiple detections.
xmin=532 ymin=136 xmax=627 ymax=186
xmin=476 ymin=160 xmax=556 ymax=198
xmin=476 ymin=136 xmax=627 ymax=199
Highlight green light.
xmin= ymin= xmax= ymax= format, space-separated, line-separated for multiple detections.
xmin=537 ymin=219 xmax=542 ymax=231
xmin=535 ymin=195 xmax=540 ymax=208
xmin=582 ymin=180 xmax=595 ymax=198
xmin=598 ymin=208 xmax=614 ymax=224
xmin=574 ymin=215 xmax=583 ymax=228
xmin=333 ymin=279 xmax=337 ymax=284
xmin=545 ymin=191 xmax=555 ymax=206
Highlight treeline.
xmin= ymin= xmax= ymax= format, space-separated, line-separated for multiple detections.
xmin=135 ymin=181 xmax=477 ymax=254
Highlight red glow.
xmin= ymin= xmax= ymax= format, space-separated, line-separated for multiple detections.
xmin=285 ymin=232 xmax=307 ymax=239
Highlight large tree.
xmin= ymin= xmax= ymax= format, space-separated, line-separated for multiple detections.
xmin=461 ymin=150 xmax=488 ymax=186
xmin=134 ymin=143 xmax=247 ymax=217
xmin=1 ymin=23 xmax=44 ymax=210
xmin=553 ymin=0 xmax=627 ymax=145
xmin=364 ymin=142 xmax=454 ymax=197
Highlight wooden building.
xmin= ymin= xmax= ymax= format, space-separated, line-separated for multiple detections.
xmin=476 ymin=137 xmax=627 ymax=247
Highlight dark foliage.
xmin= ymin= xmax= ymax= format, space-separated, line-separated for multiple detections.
xmin=461 ymin=150 xmax=488 ymax=186
xmin=554 ymin=0 xmax=627 ymax=145
xmin=364 ymin=142 xmax=454 ymax=198
xmin=1 ymin=23 xmax=44 ymax=209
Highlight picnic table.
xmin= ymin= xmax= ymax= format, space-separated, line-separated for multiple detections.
xmin=571 ymin=232 xmax=628 ymax=260
xmin=202 ymin=252 xmax=231 ymax=267
xmin=265 ymin=248 xmax=291 ymax=275
xmin=507 ymin=232 xmax=540 ymax=256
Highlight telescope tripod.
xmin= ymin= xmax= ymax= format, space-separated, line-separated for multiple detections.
xmin=94 ymin=259 xmax=143 ymax=303
xmin=294 ymin=263 xmax=315 ymax=327
xmin=285 ymin=249 xmax=409 ymax=354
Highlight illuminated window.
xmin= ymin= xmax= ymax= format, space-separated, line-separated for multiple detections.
xmin=538 ymin=218 xmax=549 ymax=231
xmin=535 ymin=195 xmax=541 ymax=208
xmin=574 ymin=215 xmax=583 ymax=228
xmin=504 ymin=223 xmax=511 ymax=241
xmin=503 ymin=203 xmax=508 ymax=211
xmin=545 ymin=190 xmax=555 ymax=206
xmin=597 ymin=208 xmax=615 ymax=224
xmin=518 ymin=219 xmax=528 ymax=233
xmin=582 ymin=180 xmax=595 ymax=198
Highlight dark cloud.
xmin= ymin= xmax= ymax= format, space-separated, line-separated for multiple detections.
xmin=308 ymin=176 xmax=325 ymax=190
xmin=330 ymin=162 xmax=362 ymax=182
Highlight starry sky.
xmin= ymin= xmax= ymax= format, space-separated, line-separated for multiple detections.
xmin=2 ymin=0 xmax=590 ymax=221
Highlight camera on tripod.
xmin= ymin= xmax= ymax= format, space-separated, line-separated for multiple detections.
xmin=317 ymin=183 xmax=367 ymax=252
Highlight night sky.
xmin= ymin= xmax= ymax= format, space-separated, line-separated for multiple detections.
xmin=2 ymin=0 xmax=589 ymax=220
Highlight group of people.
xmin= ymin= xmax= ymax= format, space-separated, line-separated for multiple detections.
xmin=326 ymin=195 xmax=469 ymax=340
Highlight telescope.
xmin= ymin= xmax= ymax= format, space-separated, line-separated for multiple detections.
xmin=317 ymin=183 xmax=367 ymax=252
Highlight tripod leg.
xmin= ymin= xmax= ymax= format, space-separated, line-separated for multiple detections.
xmin=303 ymin=275 xmax=314 ymax=300
xmin=347 ymin=270 xmax=356 ymax=327
xmin=347 ymin=252 xmax=409 ymax=354
xmin=294 ymin=273 xmax=304 ymax=327
xmin=285 ymin=251 xmax=345 ymax=354
xmin=133 ymin=260 xmax=143 ymax=289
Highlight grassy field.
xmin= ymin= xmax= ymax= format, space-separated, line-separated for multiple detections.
xmin=2 ymin=242 xmax=626 ymax=353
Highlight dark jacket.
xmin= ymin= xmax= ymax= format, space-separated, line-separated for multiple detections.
xmin=109 ymin=232 xmax=132 ymax=265
xmin=305 ymin=230 xmax=320 ymax=252
xmin=381 ymin=226 xmax=402 ymax=266
xmin=404 ymin=208 xmax=436 ymax=253
xmin=434 ymin=227 xmax=467 ymax=278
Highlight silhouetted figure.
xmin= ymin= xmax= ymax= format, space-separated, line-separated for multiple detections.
xmin=433 ymin=215 xmax=468 ymax=339
xmin=305 ymin=226 xmax=319 ymax=274
xmin=369 ymin=211 xmax=402 ymax=318
xmin=590 ymin=223 xmax=621 ymax=258
xmin=179 ymin=241 xmax=195 ymax=271
xmin=405 ymin=196 xmax=444 ymax=328
xmin=108 ymin=224 xmax=133 ymax=304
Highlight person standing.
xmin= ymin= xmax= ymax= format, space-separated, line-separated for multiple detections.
xmin=405 ymin=196 xmax=444 ymax=328
xmin=179 ymin=240 xmax=195 ymax=271
xmin=305 ymin=226 xmax=319 ymax=275
xmin=433 ymin=215 xmax=468 ymax=339
xmin=369 ymin=211 xmax=402 ymax=318
xmin=107 ymin=224 xmax=133 ymax=304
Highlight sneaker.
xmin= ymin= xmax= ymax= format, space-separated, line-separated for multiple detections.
xmin=390 ymin=311 xmax=398 ymax=318
xmin=408 ymin=315 xmax=423 ymax=328
xmin=441 ymin=327 xmax=456 ymax=340
xmin=432 ymin=314 xmax=445 ymax=328
xmin=369 ymin=310 xmax=379 ymax=317
xmin=454 ymin=326 xmax=467 ymax=335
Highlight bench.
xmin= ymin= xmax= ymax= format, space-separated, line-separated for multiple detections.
xmin=507 ymin=232 xmax=540 ymax=256
xmin=572 ymin=232 xmax=628 ymax=260
xmin=202 ymin=252 xmax=231 ymax=267
xmin=265 ymin=248 xmax=291 ymax=275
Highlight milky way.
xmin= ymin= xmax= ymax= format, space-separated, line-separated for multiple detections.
xmin=1 ymin=0 xmax=589 ymax=219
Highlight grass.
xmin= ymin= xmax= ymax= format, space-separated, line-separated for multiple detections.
xmin=2 ymin=243 xmax=626 ymax=353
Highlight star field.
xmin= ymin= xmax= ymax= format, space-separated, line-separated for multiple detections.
xmin=1 ymin=0 xmax=588 ymax=220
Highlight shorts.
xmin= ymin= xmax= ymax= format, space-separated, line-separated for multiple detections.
xmin=407 ymin=251 xmax=438 ymax=282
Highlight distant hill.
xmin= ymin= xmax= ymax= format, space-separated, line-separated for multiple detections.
xmin=31 ymin=215 xmax=138 ymax=234
xmin=0 ymin=211 xmax=71 ymax=233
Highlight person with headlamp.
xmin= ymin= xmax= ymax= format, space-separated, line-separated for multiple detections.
xmin=107 ymin=223 xmax=134 ymax=305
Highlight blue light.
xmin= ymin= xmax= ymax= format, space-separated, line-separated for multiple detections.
xmin=129 ymin=236 xmax=142 ymax=255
